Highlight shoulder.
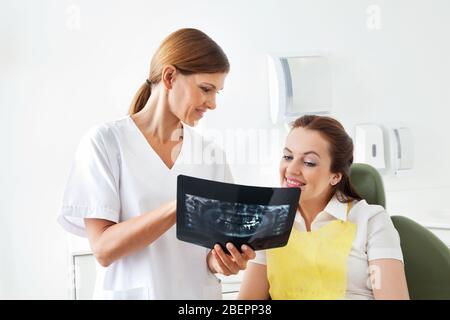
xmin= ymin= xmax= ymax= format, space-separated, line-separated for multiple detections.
xmin=349 ymin=200 xmax=399 ymax=238
xmin=348 ymin=199 xmax=394 ymax=231
xmin=77 ymin=117 xmax=129 ymax=161
xmin=350 ymin=199 xmax=386 ymax=219
xmin=82 ymin=116 xmax=129 ymax=146
xmin=351 ymin=202 xmax=403 ymax=261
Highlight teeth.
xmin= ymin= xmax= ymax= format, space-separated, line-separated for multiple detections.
xmin=286 ymin=179 xmax=305 ymax=186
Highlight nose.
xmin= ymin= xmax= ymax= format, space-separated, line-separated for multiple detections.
xmin=205 ymin=95 xmax=217 ymax=110
xmin=286 ymin=159 xmax=302 ymax=176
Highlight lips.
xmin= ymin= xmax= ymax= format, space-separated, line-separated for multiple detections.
xmin=195 ymin=108 xmax=206 ymax=117
xmin=285 ymin=177 xmax=306 ymax=188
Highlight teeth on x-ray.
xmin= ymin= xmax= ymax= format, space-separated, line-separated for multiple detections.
xmin=184 ymin=194 xmax=290 ymax=238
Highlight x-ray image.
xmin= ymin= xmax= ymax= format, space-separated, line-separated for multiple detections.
xmin=176 ymin=175 xmax=300 ymax=252
xmin=185 ymin=194 xmax=289 ymax=238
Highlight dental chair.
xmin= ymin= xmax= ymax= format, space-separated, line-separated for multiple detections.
xmin=349 ymin=163 xmax=450 ymax=300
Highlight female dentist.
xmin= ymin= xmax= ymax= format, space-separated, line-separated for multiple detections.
xmin=57 ymin=28 xmax=255 ymax=299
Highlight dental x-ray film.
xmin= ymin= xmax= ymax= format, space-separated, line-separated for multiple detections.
xmin=176 ymin=175 xmax=300 ymax=253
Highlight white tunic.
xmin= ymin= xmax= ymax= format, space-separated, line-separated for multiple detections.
xmin=252 ymin=196 xmax=404 ymax=300
xmin=57 ymin=115 xmax=233 ymax=299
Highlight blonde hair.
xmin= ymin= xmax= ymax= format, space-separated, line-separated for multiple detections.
xmin=128 ymin=28 xmax=230 ymax=115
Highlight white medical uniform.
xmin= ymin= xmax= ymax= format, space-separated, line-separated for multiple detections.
xmin=57 ymin=115 xmax=233 ymax=299
xmin=252 ymin=196 xmax=404 ymax=300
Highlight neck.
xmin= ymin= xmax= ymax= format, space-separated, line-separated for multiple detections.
xmin=134 ymin=86 xmax=182 ymax=143
xmin=298 ymin=194 xmax=332 ymax=225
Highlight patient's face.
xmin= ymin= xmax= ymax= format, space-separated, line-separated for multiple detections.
xmin=279 ymin=127 xmax=340 ymax=204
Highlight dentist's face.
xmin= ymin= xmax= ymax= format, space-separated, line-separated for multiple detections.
xmin=168 ymin=70 xmax=226 ymax=126
xmin=279 ymin=127 xmax=342 ymax=203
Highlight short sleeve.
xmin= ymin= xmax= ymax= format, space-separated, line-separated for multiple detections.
xmin=57 ymin=125 xmax=121 ymax=237
xmin=366 ymin=210 xmax=404 ymax=262
xmin=251 ymin=250 xmax=267 ymax=265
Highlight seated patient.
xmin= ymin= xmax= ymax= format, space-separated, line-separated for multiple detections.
xmin=239 ymin=115 xmax=409 ymax=300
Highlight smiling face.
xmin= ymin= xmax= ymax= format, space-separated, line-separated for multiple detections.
xmin=167 ymin=70 xmax=227 ymax=126
xmin=279 ymin=127 xmax=342 ymax=204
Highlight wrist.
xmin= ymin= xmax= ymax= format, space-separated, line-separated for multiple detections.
xmin=206 ymin=251 xmax=217 ymax=274
xmin=164 ymin=200 xmax=177 ymax=223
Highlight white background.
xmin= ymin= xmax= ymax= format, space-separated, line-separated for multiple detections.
xmin=1 ymin=0 xmax=449 ymax=299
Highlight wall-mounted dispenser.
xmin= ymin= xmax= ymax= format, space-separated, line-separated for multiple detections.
xmin=354 ymin=124 xmax=386 ymax=169
xmin=388 ymin=126 xmax=414 ymax=175
xmin=354 ymin=123 xmax=414 ymax=176
xmin=267 ymin=54 xmax=332 ymax=125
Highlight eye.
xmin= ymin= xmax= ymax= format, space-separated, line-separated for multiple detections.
xmin=200 ymin=86 xmax=211 ymax=93
xmin=282 ymin=155 xmax=293 ymax=161
xmin=304 ymin=161 xmax=316 ymax=167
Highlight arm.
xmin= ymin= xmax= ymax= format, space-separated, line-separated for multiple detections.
xmin=237 ymin=262 xmax=270 ymax=300
xmin=85 ymin=200 xmax=176 ymax=267
xmin=369 ymin=258 xmax=410 ymax=300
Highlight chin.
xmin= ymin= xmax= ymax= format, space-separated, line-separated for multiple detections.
xmin=299 ymin=193 xmax=311 ymax=203
xmin=182 ymin=118 xmax=197 ymax=127
xmin=189 ymin=119 xmax=201 ymax=127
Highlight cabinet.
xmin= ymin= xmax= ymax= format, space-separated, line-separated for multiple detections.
xmin=72 ymin=252 xmax=96 ymax=300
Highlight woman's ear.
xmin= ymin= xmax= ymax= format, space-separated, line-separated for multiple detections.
xmin=161 ymin=65 xmax=177 ymax=90
xmin=330 ymin=172 xmax=343 ymax=186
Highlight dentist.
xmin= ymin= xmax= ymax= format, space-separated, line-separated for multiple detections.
xmin=57 ymin=28 xmax=255 ymax=299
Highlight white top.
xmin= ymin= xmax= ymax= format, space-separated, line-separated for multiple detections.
xmin=252 ymin=196 xmax=404 ymax=300
xmin=57 ymin=115 xmax=233 ymax=299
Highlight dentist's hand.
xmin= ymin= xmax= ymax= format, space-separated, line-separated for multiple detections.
xmin=207 ymin=243 xmax=256 ymax=276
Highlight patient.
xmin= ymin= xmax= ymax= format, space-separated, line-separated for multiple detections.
xmin=238 ymin=115 xmax=409 ymax=300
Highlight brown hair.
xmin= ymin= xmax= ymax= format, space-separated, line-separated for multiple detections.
xmin=291 ymin=115 xmax=362 ymax=203
xmin=128 ymin=28 xmax=230 ymax=115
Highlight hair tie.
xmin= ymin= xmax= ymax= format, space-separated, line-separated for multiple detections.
xmin=145 ymin=79 xmax=151 ymax=85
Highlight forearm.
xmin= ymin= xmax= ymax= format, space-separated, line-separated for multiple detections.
xmin=237 ymin=262 xmax=270 ymax=300
xmin=370 ymin=259 xmax=410 ymax=300
xmin=89 ymin=201 xmax=176 ymax=266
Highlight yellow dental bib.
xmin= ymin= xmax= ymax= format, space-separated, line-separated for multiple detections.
xmin=266 ymin=202 xmax=356 ymax=300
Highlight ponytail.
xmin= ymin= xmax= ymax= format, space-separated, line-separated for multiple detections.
xmin=128 ymin=80 xmax=152 ymax=115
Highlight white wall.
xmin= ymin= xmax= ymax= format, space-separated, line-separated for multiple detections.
xmin=1 ymin=0 xmax=449 ymax=299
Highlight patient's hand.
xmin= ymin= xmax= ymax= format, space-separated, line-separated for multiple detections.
xmin=207 ymin=243 xmax=256 ymax=276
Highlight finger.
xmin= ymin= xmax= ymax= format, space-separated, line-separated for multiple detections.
xmin=241 ymin=244 xmax=256 ymax=260
xmin=212 ymin=249 xmax=231 ymax=276
xmin=226 ymin=243 xmax=246 ymax=269
xmin=214 ymin=244 xmax=239 ymax=274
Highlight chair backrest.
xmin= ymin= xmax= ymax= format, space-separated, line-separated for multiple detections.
xmin=391 ymin=216 xmax=450 ymax=299
xmin=349 ymin=163 xmax=450 ymax=299
xmin=349 ymin=163 xmax=386 ymax=207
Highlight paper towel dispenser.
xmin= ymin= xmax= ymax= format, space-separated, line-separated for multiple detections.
xmin=391 ymin=127 xmax=414 ymax=172
xmin=354 ymin=124 xmax=386 ymax=169
xmin=267 ymin=54 xmax=332 ymax=124
xmin=354 ymin=123 xmax=414 ymax=176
